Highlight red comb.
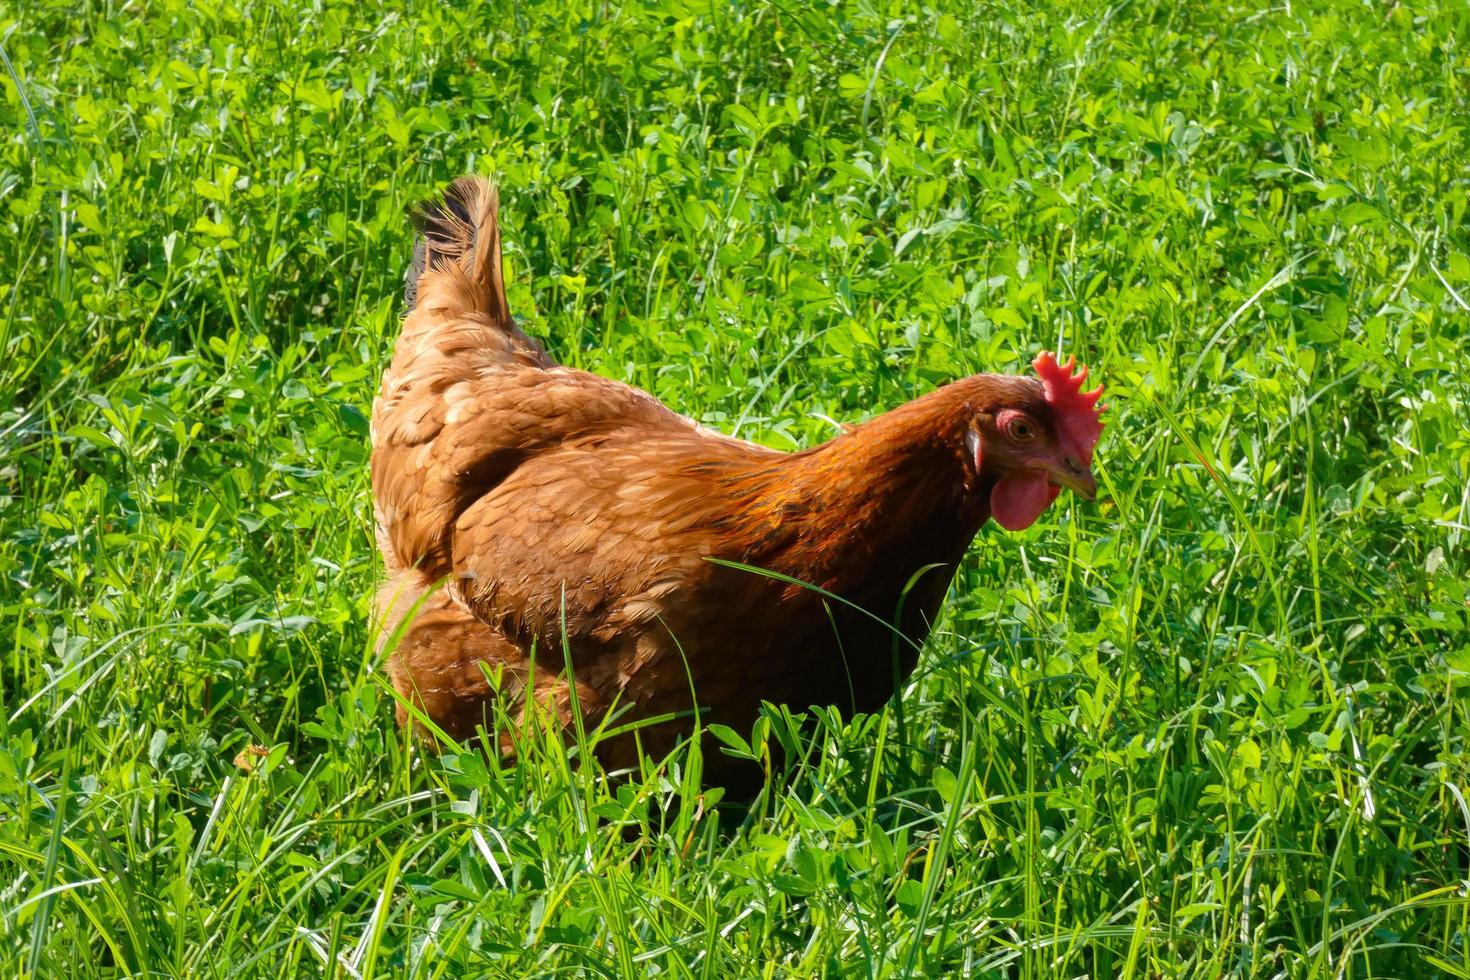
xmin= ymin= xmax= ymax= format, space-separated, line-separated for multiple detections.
xmin=1033 ymin=351 xmax=1106 ymax=466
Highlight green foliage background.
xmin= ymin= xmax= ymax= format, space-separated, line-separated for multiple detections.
xmin=2 ymin=0 xmax=1467 ymax=975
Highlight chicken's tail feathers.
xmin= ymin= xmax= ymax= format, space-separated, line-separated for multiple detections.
xmin=399 ymin=177 xmax=553 ymax=370
xmin=405 ymin=176 xmax=512 ymax=326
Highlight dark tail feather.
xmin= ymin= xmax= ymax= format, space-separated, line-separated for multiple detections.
xmin=404 ymin=176 xmax=511 ymax=326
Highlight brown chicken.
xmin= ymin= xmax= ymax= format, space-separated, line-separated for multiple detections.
xmin=371 ymin=177 xmax=1105 ymax=776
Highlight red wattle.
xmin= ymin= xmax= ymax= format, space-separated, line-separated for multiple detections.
xmin=990 ymin=471 xmax=1055 ymax=531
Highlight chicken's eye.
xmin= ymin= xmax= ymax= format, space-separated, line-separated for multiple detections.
xmin=1001 ymin=413 xmax=1036 ymax=443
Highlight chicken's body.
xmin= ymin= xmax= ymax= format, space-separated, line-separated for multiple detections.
xmin=372 ymin=178 xmax=1104 ymax=776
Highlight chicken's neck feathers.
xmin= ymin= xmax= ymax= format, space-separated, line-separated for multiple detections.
xmin=722 ymin=375 xmax=1015 ymax=597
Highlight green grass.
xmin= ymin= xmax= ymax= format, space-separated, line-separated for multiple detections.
xmin=2 ymin=0 xmax=1468 ymax=975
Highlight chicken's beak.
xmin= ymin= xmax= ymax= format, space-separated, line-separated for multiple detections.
xmin=1048 ymin=460 xmax=1097 ymax=500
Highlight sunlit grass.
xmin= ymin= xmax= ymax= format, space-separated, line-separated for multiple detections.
xmin=1 ymin=0 xmax=1467 ymax=975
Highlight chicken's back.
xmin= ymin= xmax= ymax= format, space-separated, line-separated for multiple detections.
xmin=371 ymin=178 xmax=708 ymax=578
xmin=373 ymin=178 xmax=547 ymax=573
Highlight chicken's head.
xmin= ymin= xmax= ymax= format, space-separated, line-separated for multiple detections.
xmin=969 ymin=351 xmax=1106 ymax=531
